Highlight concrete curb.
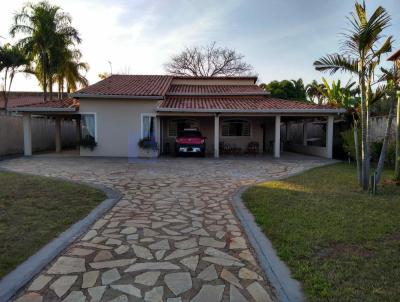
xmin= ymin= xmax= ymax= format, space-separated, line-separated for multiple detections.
xmin=0 ymin=170 xmax=122 ymax=302
xmin=232 ymin=186 xmax=304 ymax=302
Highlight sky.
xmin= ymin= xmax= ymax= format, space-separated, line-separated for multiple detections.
xmin=0 ymin=0 xmax=399 ymax=91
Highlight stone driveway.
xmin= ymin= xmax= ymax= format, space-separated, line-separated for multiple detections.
xmin=1 ymin=156 xmax=329 ymax=302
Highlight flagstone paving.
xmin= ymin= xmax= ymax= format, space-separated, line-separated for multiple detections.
xmin=1 ymin=156 xmax=329 ymax=302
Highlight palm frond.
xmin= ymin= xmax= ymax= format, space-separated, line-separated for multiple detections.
xmin=314 ymin=53 xmax=358 ymax=75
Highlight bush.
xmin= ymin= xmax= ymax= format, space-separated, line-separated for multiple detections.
xmin=79 ymin=135 xmax=97 ymax=151
xmin=138 ymin=138 xmax=158 ymax=150
xmin=342 ymin=128 xmax=395 ymax=167
xmin=341 ymin=127 xmax=360 ymax=160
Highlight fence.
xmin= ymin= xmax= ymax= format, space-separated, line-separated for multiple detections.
xmin=0 ymin=115 xmax=77 ymax=157
xmin=370 ymin=116 xmax=396 ymax=143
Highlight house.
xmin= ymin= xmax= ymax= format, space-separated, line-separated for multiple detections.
xmin=9 ymin=75 xmax=345 ymax=158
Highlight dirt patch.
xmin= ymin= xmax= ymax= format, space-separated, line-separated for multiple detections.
xmin=383 ymin=179 xmax=400 ymax=186
xmin=316 ymin=242 xmax=372 ymax=259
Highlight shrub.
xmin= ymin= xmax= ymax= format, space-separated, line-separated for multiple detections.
xmin=79 ymin=135 xmax=97 ymax=150
xmin=342 ymin=128 xmax=395 ymax=167
xmin=138 ymin=138 xmax=158 ymax=150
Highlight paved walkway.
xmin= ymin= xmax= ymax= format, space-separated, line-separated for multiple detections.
xmin=1 ymin=156 xmax=329 ymax=302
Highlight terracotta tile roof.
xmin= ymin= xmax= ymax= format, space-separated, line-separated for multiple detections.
xmin=388 ymin=49 xmax=400 ymax=61
xmin=173 ymin=76 xmax=258 ymax=83
xmin=0 ymin=92 xmax=66 ymax=109
xmin=10 ymin=98 xmax=79 ymax=111
xmin=74 ymin=75 xmax=174 ymax=97
xmin=166 ymin=84 xmax=267 ymax=95
xmin=158 ymin=95 xmax=337 ymax=112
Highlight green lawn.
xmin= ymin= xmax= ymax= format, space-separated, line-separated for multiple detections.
xmin=242 ymin=163 xmax=400 ymax=302
xmin=0 ymin=171 xmax=105 ymax=278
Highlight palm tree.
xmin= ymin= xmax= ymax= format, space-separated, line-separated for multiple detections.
xmin=306 ymin=80 xmax=325 ymax=104
xmin=313 ymin=2 xmax=392 ymax=191
xmin=10 ymin=1 xmax=81 ymax=101
xmin=0 ymin=43 xmax=28 ymax=113
xmin=54 ymin=48 xmax=89 ymax=98
xmin=374 ymin=67 xmax=399 ymax=183
xmin=291 ymin=78 xmax=307 ymax=101
xmin=317 ymin=78 xmax=359 ymax=109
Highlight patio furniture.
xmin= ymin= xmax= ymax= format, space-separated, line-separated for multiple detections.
xmin=247 ymin=142 xmax=259 ymax=154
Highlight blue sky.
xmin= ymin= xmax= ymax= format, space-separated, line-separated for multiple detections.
xmin=1 ymin=0 xmax=399 ymax=91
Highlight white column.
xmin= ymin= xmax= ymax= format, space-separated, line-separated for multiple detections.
xmin=55 ymin=117 xmax=62 ymax=153
xmin=274 ymin=115 xmax=281 ymax=158
xmin=155 ymin=115 xmax=161 ymax=156
xmin=326 ymin=115 xmax=334 ymax=159
xmin=303 ymin=122 xmax=308 ymax=146
xmin=22 ymin=113 xmax=32 ymax=156
xmin=214 ymin=114 xmax=219 ymax=158
xmin=76 ymin=118 xmax=81 ymax=149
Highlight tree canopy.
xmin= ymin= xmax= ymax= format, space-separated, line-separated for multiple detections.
xmin=165 ymin=42 xmax=253 ymax=77
xmin=259 ymin=79 xmax=307 ymax=101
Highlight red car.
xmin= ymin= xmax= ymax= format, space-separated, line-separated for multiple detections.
xmin=175 ymin=128 xmax=206 ymax=156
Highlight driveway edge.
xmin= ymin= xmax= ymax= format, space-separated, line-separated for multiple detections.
xmin=232 ymin=185 xmax=304 ymax=302
xmin=0 ymin=171 xmax=122 ymax=302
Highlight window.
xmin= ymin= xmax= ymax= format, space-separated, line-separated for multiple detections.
xmin=222 ymin=119 xmax=250 ymax=137
xmin=81 ymin=114 xmax=96 ymax=141
xmin=141 ymin=114 xmax=156 ymax=140
xmin=168 ymin=119 xmax=199 ymax=137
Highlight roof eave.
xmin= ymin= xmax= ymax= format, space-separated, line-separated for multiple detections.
xmin=165 ymin=92 xmax=271 ymax=96
xmin=156 ymin=108 xmax=346 ymax=114
xmin=7 ymin=107 xmax=77 ymax=112
xmin=388 ymin=49 xmax=400 ymax=61
xmin=70 ymin=93 xmax=164 ymax=100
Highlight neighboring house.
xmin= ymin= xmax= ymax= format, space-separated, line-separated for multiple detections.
xmin=0 ymin=92 xmax=67 ymax=113
xmin=9 ymin=75 xmax=344 ymax=158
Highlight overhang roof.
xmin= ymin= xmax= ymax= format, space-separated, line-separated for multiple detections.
xmin=0 ymin=92 xmax=67 ymax=109
xmin=388 ymin=49 xmax=400 ymax=61
xmin=158 ymin=95 xmax=344 ymax=114
xmin=71 ymin=75 xmax=173 ymax=98
xmin=166 ymin=84 xmax=268 ymax=96
xmin=8 ymin=98 xmax=79 ymax=112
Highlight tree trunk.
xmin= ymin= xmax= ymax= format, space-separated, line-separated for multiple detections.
xmin=376 ymin=91 xmax=396 ymax=183
xmin=360 ymin=73 xmax=369 ymax=191
xmin=42 ymin=54 xmax=47 ymax=102
xmin=49 ymin=76 xmax=53 ymax=101
xmin=395 ymin=93 xmax=400 ymax=180
xmin=353 ymin=119 xmax=362 ymax=186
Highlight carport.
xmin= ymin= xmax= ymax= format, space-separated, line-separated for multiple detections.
xmin=8 ymin=99 xmax=80 ymax=156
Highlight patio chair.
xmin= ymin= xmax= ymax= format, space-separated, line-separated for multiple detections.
xmin=247 ymin=142 xmax=259 ymax=155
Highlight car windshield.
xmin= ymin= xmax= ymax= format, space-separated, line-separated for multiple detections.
xmin=178 ymin=130 xmax=202 ymax=137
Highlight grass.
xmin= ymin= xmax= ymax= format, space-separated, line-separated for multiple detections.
xmin=242 ymin=163 xmax=400 ymax=302
xmin=0 ymin=171 xmax=105 ymax=278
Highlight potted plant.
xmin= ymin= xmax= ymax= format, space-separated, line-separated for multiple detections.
xmin=138 ymin=137 xmax=158 ymax=158
xmin=79 ymin=135 xmax=97 ymax=151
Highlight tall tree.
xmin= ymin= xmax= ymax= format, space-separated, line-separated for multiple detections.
xmin=306 ymin=80 xmax=325 ymax=104
xmin=314 ymin=2 xmax=392 ymax=191
xmin=260 ymin=79 xmax=307 ymax=101
xmin=10 ymin=1 xmax=81 ymax=101
xmin=54 ymin=48 xmax=88 ymax=98
xmin=375 ymin=67 xmax=398 ymax=183
xmin=165 ymin=42 xmax=253 ymax=76
xmin=0 ymin=43 xmax=28 ymax=113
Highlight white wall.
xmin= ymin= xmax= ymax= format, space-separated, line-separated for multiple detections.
xmin=0 ymin=115 xmax=76 ymax=156
xmin=79 ymin=98 xmax=159 ymax=157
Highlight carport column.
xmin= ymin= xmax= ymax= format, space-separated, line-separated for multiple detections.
xmin=274 ymin=115 xmax=281 ymax=158
xmin=55 ymin=117 xmax=62 ymax=153
xmin=155 ymin=115 xmax=161 ymax=155
xmin=326 ymin=115 xmax=334 ymax=159
xmin=214 ymin=114 xmax=219 ymax=158
xmin=303 ymin=122 xmax=308 ymax=146
xmin=22 ymin=113 xmax=32 ymax=156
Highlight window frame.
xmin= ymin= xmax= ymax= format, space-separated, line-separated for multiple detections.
xmin=80 ymin=112 xmax=98 ymax=142
xmin=141 ymin=113 xmax=157 ymax=140
xmin=167 ymin=118 xmax=200 ymax=138
xmin=221 ymin=119 xmax=251 ymax=137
